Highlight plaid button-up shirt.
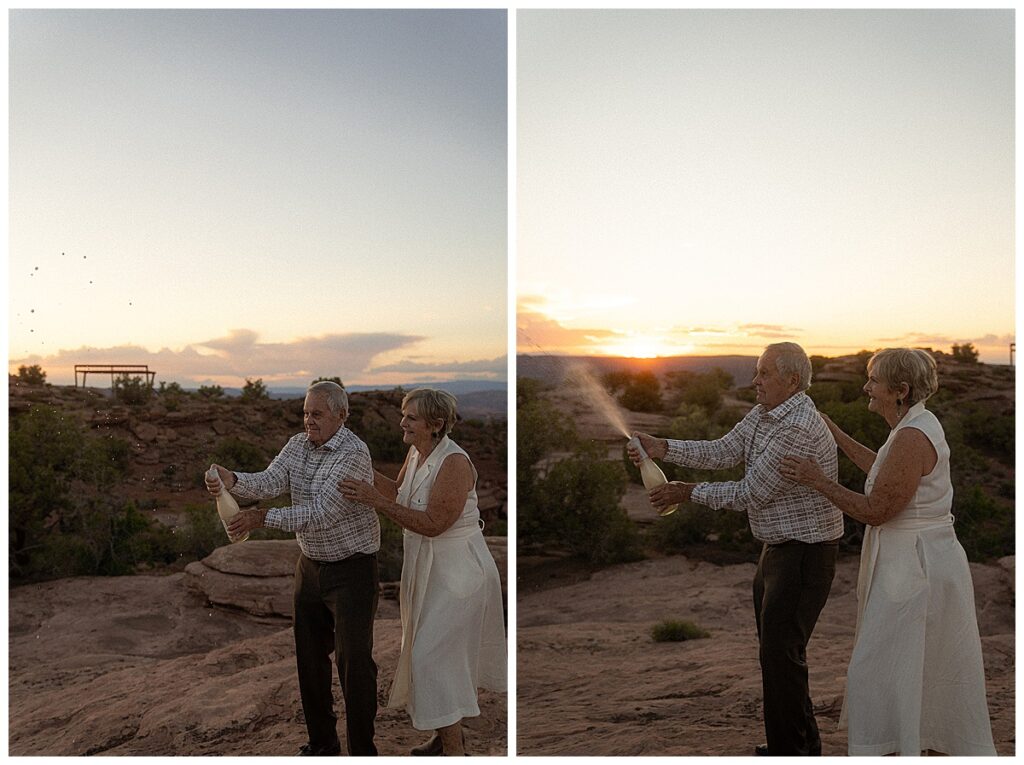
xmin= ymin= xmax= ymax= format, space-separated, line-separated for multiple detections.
xmin=665 ymin=391 xmax=843 ymax=544
xmin=231 ymin=426 xmax=379 ymax=562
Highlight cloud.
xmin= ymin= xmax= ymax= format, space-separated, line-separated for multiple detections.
xmin=370 ymin=356 xmax=507 ymax=376
xmin=738 ymin=323 xmax=804 ymax=339
xmin=10 ymin=329 xmax=427 ymax=386
xmin=682 ymin=327 xmax=733 ymax=336
xmin=516 ymin=307 xmax=620 ymax=353
xmin=872 ymin=332 xmax=1015 ymax=350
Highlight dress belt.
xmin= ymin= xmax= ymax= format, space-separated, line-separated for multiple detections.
xmin=403 ymin=519 xmax=484 ymax=541
xmin=879 ymin=513 xmax=954 ymax=532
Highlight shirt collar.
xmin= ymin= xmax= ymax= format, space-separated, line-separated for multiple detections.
xmin=759 ymin=390 xmax=808 ymax=421
xmin=305 ymin=427 xmax=349 ymax=452
xmin=893 ymin=401 xmax=927 ymax=431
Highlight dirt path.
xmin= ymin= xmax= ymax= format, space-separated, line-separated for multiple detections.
xmin=517 ymin=554 xmax=1014 ymax=756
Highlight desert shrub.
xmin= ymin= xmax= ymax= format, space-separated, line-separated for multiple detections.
xmin=158 ymin=381 xmax=186 ymax=410
xmin=80 ymin=499 xmax=176 ymax=575
xmin=952 ymin=401 xmax=1014 ymax=465
xmin=173 ymin=503 xmax=230 ymax=562
xmin=486 ymin=517 xmax=508 ymax=535
xmin=953 ymin=486 xmax=1013 ymax=562
xmin=517 ymin=378 xmax=576 ymax=536
xmin=9 ymin=405 xmax=87 ymax=575
xmin=601 ymin=370 xmax=633 ymax=394
xmin=359 ymin=419 xmax=408 ymax=464
xmin=619 ymin=371 xmax=663 ymax=413
xmin=377 ymin=515 xmax=404 ymax=582
xmin=311 ymin=376 xmax=344 ymax=387
xmin=82 ymin=434 xmax=133 ymax=486
xmin=198 ymin=384 xmax=225 ymax=399
xmin=647 ymin=505 xmax=760 ymax=555
xmin=241 ymin=377 xmax=269 ymax=401
xmin=29 ymin=534 xmax=97 ymax=579
xmin=518 ymin=378 xmax=641 ymax=564
xmin=651 ymin=619 xmax=709 ymax=642
xmin=535 ymin=449 xmax=641 ymax=565
xmin=112 ymin=374 xmax=153 ymax=405
xmin=16 ymin=364 xmax=46 ymax=385
xmin=25 ymin=498 xmax=176 ymax=579
xmin=807 ymin=379 xmax=867 ymax=406
xmin=951 ymin=343 xmax=979 ymax=363
xmin=210 ymin=437 xmax=268 ymax=474
xmin=665 ymin=368 xmax=732 ymax=413
xmin=734 ymin=387 xmax=757 ymax=404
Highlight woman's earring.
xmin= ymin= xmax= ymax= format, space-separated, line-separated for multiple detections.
xmin=896 ymin=398 xmax=904 ymax=418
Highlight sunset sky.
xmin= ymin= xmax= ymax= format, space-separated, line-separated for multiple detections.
xmin=518 ymin=10 xmax=1014 ymax=364
xmin=10 ymin=10 xmax=507 ymax=388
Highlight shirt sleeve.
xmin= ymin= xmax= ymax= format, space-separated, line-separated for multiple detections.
xmin=231 ymin=438 xmax=295 ymax=499
xmin=664 ymin=413 xmax=750 ymax=469
xmin=690 ymin=423 xmax=813 ymax=513
xmin=263 ymin=446 xmax=375 ymax=533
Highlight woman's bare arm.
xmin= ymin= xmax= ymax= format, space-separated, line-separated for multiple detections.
xmin=781 ymin=428 xmax=936 ymax=526
xmin=340 ymin=454 xmax=473 ymax=537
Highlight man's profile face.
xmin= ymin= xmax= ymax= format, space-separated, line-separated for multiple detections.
xmin=303 ymin=392 xmax=345 ymax=447
xmin=753 ymin=351 xmax=797 ymax=410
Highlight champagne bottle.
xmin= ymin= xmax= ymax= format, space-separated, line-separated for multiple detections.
xmin=627 ymin=436 xmax=679 ymax=517
xmin=206 ymin=466 xmax=248 ymax=543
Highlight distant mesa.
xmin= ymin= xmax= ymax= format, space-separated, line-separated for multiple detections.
xmin=517 ymin=354 xmax=759 ymax=388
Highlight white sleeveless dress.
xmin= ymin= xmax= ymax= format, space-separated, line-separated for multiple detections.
xmin=386 ymin=436 xmax=507 ymax=730
xmin=841 ymin=402 xmax=995 ymax=755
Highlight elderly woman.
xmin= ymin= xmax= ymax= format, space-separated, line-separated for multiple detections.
xmin=780 ymin=348 xmax=995 ymax=756
xmin=339 ymin=388 xmax=506 ymax=756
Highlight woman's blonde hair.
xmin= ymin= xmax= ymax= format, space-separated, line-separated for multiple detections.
xmin=867 ymin=348 xmax=938 ymax=405
xmin=402 ymin=387 xmax=459 ymax=438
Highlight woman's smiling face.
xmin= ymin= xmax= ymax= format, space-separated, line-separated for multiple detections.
xmin=401 ymin=401 xmax=441 ymax=445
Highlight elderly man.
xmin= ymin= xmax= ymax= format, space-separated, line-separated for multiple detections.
xmin=631 ymin=342 xmax=842 ymax=757
xmin=206 ymin=381 xmax=380 ymax=756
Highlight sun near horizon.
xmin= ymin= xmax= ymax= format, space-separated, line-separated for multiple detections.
xmin=517 ymin=11 xmax=1013 ymax=369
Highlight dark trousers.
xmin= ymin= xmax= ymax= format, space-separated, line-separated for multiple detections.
xmin=294 ymin=552 xmax=379 ymax=756
xmin=752 ymin=540 xmax=837 ymax=756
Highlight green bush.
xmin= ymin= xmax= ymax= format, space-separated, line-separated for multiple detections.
xmin=112 ymin=374 xmax=153 ymax=405
xmin=359 ymin=419 xmax=408 ymax=463
xmin=951 ymin=343 xmax=979 ymax=363
xmin=619 ymin=370 xmax=663 ymax=413
xmin=952 ymin=485 xmax=1013 ymax=562
xmin=647 ymin=505 xmax=759 ymax=555
xmin=158 ymin=381 xmax=186 ymax=410
xmin=954 ymin=401 xmax=1014 ymax=465
xmin=9 ymin=405 xmax=88 ymax=575
xmin=26 ymin=499 xmax=177 ymax=579
xmin=601 ymin=370 xmax=633 ymax=394
xmin=311 ymin=376 xmax=344 ymax=387
xmin=241 ymin=377 xmax=269 ymax=401
xmin=535 ymin=450 xmax=641 ymax=565
xmin=377 ymin=515 xmax=404 ymax=582
xmin=210 ymin=437 xmax=268 ymax=474
xmin=16 ymin=364 xmax=46 ymax=385
xmin=651 ymin=619 xmax=709 ymax=642
xmin=173 ymin=503 xmax=229 ymax=562
xmin=198 ymin=384 xmax=224 ymax=399
xmin=518 ymin=377 xmax=642 ymax=565
xmin=665 ymin=368 xmax=732 ymax=413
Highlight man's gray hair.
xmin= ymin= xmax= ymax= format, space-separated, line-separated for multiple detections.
xmin=764 ymin=342 xmax=812 ymax=391
xmin=307 ymin=381 xmax=349 ymax=417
